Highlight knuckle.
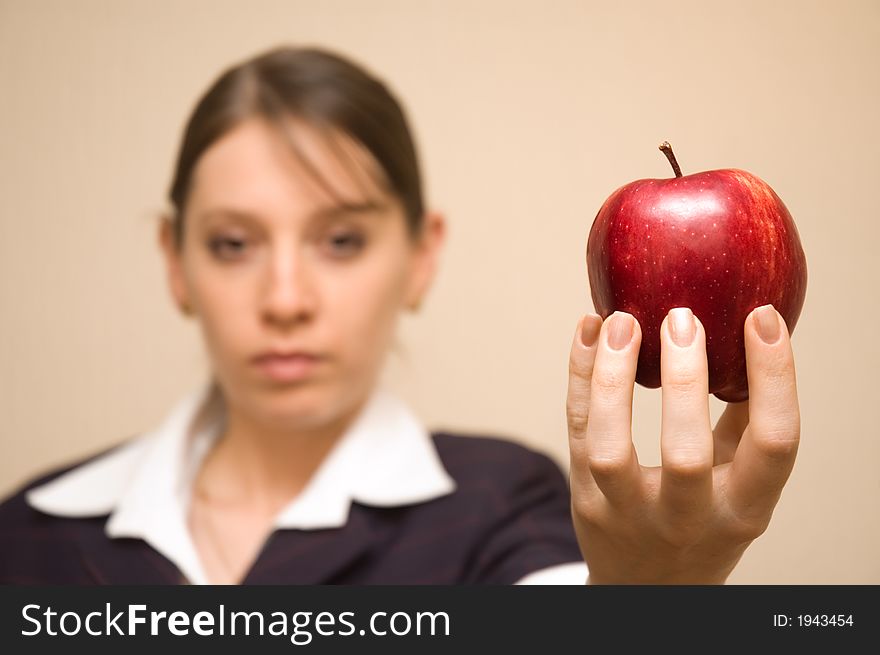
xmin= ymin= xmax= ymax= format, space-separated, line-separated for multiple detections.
xmin=768 ymin=346 xmax=796 ymax=372
xmin=586 ymin=451 xmax=632 ymax=479
xmin=750 ymin=405 xmax=800 ymax=439
xmin=726 ymin=514 xmax=770 ymax=543
xmin=761 ymin=369 xmax=794 ymax=400
xmin=754 ymin=350 xmax=796 ymax=388
xmin=566 ymin=403 xmax=589 ymax=434
xmin=663 ymin=370 xmax=704 ymax=395
xmin=568 ymin=357 xmax=591 ymax=382
xmin=658 ymin=521 xmax=705 ymax=549
xmin=591 ymin=368 xmax=628 ymax=398
xmin=663 ymin=453 xmax=713 ymax=480
xmin=752 ymin=430 xmax=800 ymax=462
xmin=570 ymin=480 xmax=609 ymax=530
xmin=571 ymin=496 xmax=603 ymax=527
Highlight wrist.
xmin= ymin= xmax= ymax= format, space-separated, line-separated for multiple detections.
xmin=584 ymin=565 xmax=731 ymax=585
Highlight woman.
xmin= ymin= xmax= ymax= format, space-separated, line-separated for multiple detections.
xmin=0 ymin=46 xmax=800 ymax=585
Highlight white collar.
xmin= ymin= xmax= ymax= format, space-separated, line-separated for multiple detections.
xmin=25 ymin=381 xmax=457 ymax=584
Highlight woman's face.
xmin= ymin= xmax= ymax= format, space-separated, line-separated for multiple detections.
xmin=160 ymin=117 xmax=444 ymax=432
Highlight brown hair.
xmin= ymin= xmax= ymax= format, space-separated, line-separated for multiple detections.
xmin=166 ymin=45 xmax=425 ymax=247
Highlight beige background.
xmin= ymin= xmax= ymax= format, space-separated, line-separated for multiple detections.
xmin=1 ymin=0 xmax=878 ymax=583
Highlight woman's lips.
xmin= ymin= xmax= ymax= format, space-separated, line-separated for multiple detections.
xmin=251 ymin=353 xmax=323 ymax=382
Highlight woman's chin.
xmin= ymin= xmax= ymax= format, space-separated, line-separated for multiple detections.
xmin=239 ymin=384 xmax=343 ymax=432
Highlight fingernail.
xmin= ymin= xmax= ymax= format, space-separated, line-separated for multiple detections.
xmin=754 ymin=304 xmax=780 ymax=344
xmin=607 ymin=311 xmax=634 ymax=350
xmin=669 ymin=307 xmax=695 ymax=347
xmin=581 ymin=314 xmax=602 ymax=347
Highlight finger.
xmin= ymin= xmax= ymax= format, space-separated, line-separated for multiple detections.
xmin=567 ymin=314 xmax=603 ymax=439
xmin=584 ymin=311 xmax=643 ymax=507
xmin=659 ymin=308 xmax=713 ymax=517
xmin=567 ymin=313 xmax=603 ymax=484
xmin=728 ymin=305 xmax=800 ymax=518
xmin=712 ymin=401 xmax=749 ymax=465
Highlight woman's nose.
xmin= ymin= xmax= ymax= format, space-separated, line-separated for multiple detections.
xmin=260 ymin=248 xmax=318 ymax=328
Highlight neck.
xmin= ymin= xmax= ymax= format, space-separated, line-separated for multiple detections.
xmin=195 ymin=391 xmax=369 ymax=515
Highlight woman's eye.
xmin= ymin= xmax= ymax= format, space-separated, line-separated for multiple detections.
xmin=207 ymin=236 xmax=249 ymax=260
xmin=327 ymin=232 xmax=366 ymax=255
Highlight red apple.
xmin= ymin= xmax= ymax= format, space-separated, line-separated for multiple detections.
xmin=586 ymin=143 xmax=807 ymax=402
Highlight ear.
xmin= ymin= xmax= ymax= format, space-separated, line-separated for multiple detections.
xmin=158 ymin=217 xmax=193 ymax=317
xmin=405 ymin=210 xmax=446 ymax=312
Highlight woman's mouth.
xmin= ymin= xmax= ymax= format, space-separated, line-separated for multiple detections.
xmin=251 ymin=352 xmax=324 ymax=383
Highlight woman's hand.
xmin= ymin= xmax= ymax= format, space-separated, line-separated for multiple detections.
xmin=567 ymin=305 xmax=800 ymax=584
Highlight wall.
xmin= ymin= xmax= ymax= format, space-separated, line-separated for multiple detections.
xmin=1 ymin=0 xmax=878 ymax=583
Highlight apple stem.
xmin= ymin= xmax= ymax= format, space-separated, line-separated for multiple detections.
xmin=659 ymin=141 xmax=683 ymax=178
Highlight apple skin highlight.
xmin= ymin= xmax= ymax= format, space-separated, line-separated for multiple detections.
xmin=587 ymin=164 xmax=807 ymax=402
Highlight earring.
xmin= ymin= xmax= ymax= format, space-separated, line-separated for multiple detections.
xmin=180 ymin=301 xmax=193 ymax=317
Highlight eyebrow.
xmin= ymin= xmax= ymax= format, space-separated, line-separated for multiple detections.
xmin=312 ymin=199 xmax=391 ymax=220
xmin=197 ymin=200 xmax=390 ymax=226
